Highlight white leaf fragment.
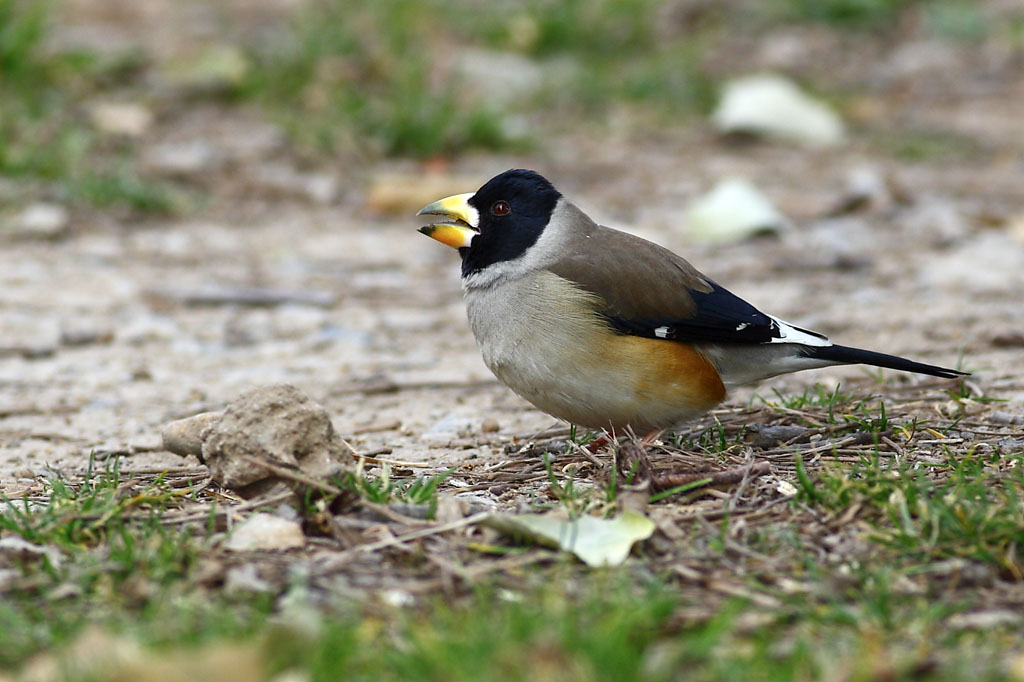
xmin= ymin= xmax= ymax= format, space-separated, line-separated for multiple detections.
xmin=712 ymin=73 xmax=845 ymax=147
xmin=483 ymin=510 xmax=655 ymax=567
xmin=685 ymin=177 xmax=789 ymax=245
xmin=224 ymin=513 xmax=306 ymax=552
xmin=776 ymin=480 xmax=799 ymax=497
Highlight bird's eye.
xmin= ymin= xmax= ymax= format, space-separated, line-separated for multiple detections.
xmin=491 ymin=200 xmax=510 ymax=216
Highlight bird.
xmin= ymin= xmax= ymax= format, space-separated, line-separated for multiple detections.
xmin=417 ymin=169 xmax=966 ymax=436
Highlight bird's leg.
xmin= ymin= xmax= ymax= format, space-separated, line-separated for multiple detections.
xmin=579 ymin=426 xmax=657 ymax=452
xmin=582 ymin=432 xmax=611 ymax=454
xmin=615 ymin=429 xmax=663 ymax=487
xmin=640 ymin=429 xmax=663 ymax=447
xmin=603 ymin=429 xmax=669 ymax=489
xmin=587 ymin=428 xmax=660 ymax=454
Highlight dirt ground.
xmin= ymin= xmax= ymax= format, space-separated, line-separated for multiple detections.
xmin=2 ymin=1 xmax=1023 ymax=512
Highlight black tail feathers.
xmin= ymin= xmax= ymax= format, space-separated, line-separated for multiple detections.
xmin=803 ymin=344 xmax=967 ymax=379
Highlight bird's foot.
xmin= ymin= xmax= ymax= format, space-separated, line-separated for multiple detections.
xmin=615 ymin=432 xmax=771 ymax=497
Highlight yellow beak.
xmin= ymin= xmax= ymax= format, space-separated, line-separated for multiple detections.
xmin=417 ymin=193 xmax=479 ymax=249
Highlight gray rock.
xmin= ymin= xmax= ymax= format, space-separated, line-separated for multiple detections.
xmin=990 ymin=329 xmax=1024 ymax=348
xmin=4 ymin=203 xmax=70 ymax=240
xmin=0 ymin=313 xmax=60 ymax=358
xmin=162 ymin=411 xmax=222 ymax=458
xmin=60 ymin=323 xmax=115 ymax=347
xmin=88 ymin=101 xmax=153 ymax=137
xmin=902 ymin=198 xmax=970 ymax=245
xmin=947 ymin=609 xmax=1022 ymax=631
xmin=145 ymin=140 xmax=217 ymax=177
xmin=919 ymin=233 xmax=1024 ymax=294
xmin=743 ymin=424 xmax=812 ymax=448
xmin=884 ymin=40 xmax=960 ymax=81
xmin=248 ymin=164 xmax=338 ymax=205
xmin=201 ymin=384 xmax=354 ymax=491
xmin=118 ymin=315 xmax=181 ymax=345
xmin=828 ymin=166 xmax=890 ymax=215
xmin=224 ymin=564 xmax=274 ymax=593
xmin=453 ymin=49 xmax=545 ymax=105
xmin=422 ymin=413 xmax=477 ymax=443
xmin=0 ymin=536 xmax=62 ymax=568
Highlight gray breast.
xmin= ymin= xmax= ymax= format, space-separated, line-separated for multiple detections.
xmin=464 ymin=271 xmax=603 ymax=377
xmin=462 ymin=271 xmax=687 ymax=430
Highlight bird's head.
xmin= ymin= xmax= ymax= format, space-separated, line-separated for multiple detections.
xmin=417 ymin=169 xmax=562 ymax=278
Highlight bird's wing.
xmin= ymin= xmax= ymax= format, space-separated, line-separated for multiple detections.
xmin=547 ymin=223 xmax=829 ymax=347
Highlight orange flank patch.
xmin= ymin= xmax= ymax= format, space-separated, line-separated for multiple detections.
xmin=612 ymin=336 xmax=726 ymax=411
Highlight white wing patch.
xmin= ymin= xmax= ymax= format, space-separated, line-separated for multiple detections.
xmin=654 ymin=326 xmax=671 ymax=339
xmin=768 ymin=316 xmax=832 ymax=347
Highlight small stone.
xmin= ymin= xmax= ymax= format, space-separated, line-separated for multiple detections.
xmin=4 ymin=203 xmax=70 ymax=240
xmin=381 ymin=589 xmax=415 ymax=607
xmin=828 ymin=166 xmax=889 ymax=215
xmin=218 ymin=122 xmax=284 ymax=162
xmin=46 ymin=582 xmax=83 ymax=601
xmin=272 ymin=305 xmax=330 ymax=339
xmin=248 ymin=164 xmax=338 ymax=205
xmin=453 ymin=49 xmax=544 ymax=105
xmin=0 ymin=536 xmax=62 ymax=568
xmin=223 ymin=310 xmax=273 ymax=347
xmin=0 ymin=568 xmax=18 ymax=591
xmin=885 ymin=40 xmax=960 ymax=80
xmin=947 ymin=609 xmax=1021 ymax=631
xmin=89 ymin=101 xmax=153 ymax=137
xmin=188 ymin=559 xmax=225 ymax=589
xmin=145 ymin=140 xmax=217 ymax=177
xmin=422 ymin=413 xmax=477 ymax=443
xmin=118 ymin=315 xmax=181 ymax=345
xmin=130 ymin=366 xmax=154 ymax=382
xmin=1007 ymin=212 xmax=1024 ymax=245
xmin=920 ymin=233 xmax=1024 ymax=294
xmin=60 ymin=324 xmax=115 ymax=347
xmin=274 ymin=503 xmax=301 ymax=522
xmin=0 ymin=313 xmax=60 ymax=358
xmin=789 ymin=217 xmax=874 ymax=271
xmin=224 ymin=564 xmax=274 ymax=593
xmin=902 ymin=198 xmax=970 ymax=245
xmin=434 ymin=495 xmax=467 ymax=525
xmin=989 ymin=412 xmax=1023 ymax=425
xmin=744 ymin=424 xmax=811 ymax=448
xmin=480 ymin=418 xmax=500 ymax=433
xmin=991 ymin=329 xmax=1024 ymax=348
xmin=224 ymin=513 xmax=305 ymax=552
xmin=162 ymin=412 xmax=223 ymax=458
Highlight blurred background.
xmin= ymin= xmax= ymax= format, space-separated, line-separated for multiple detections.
xmin=1 ymin=0 xmax=1023 ymax=466
xmin=3 ymin=0 xmax=1022 ymax=215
